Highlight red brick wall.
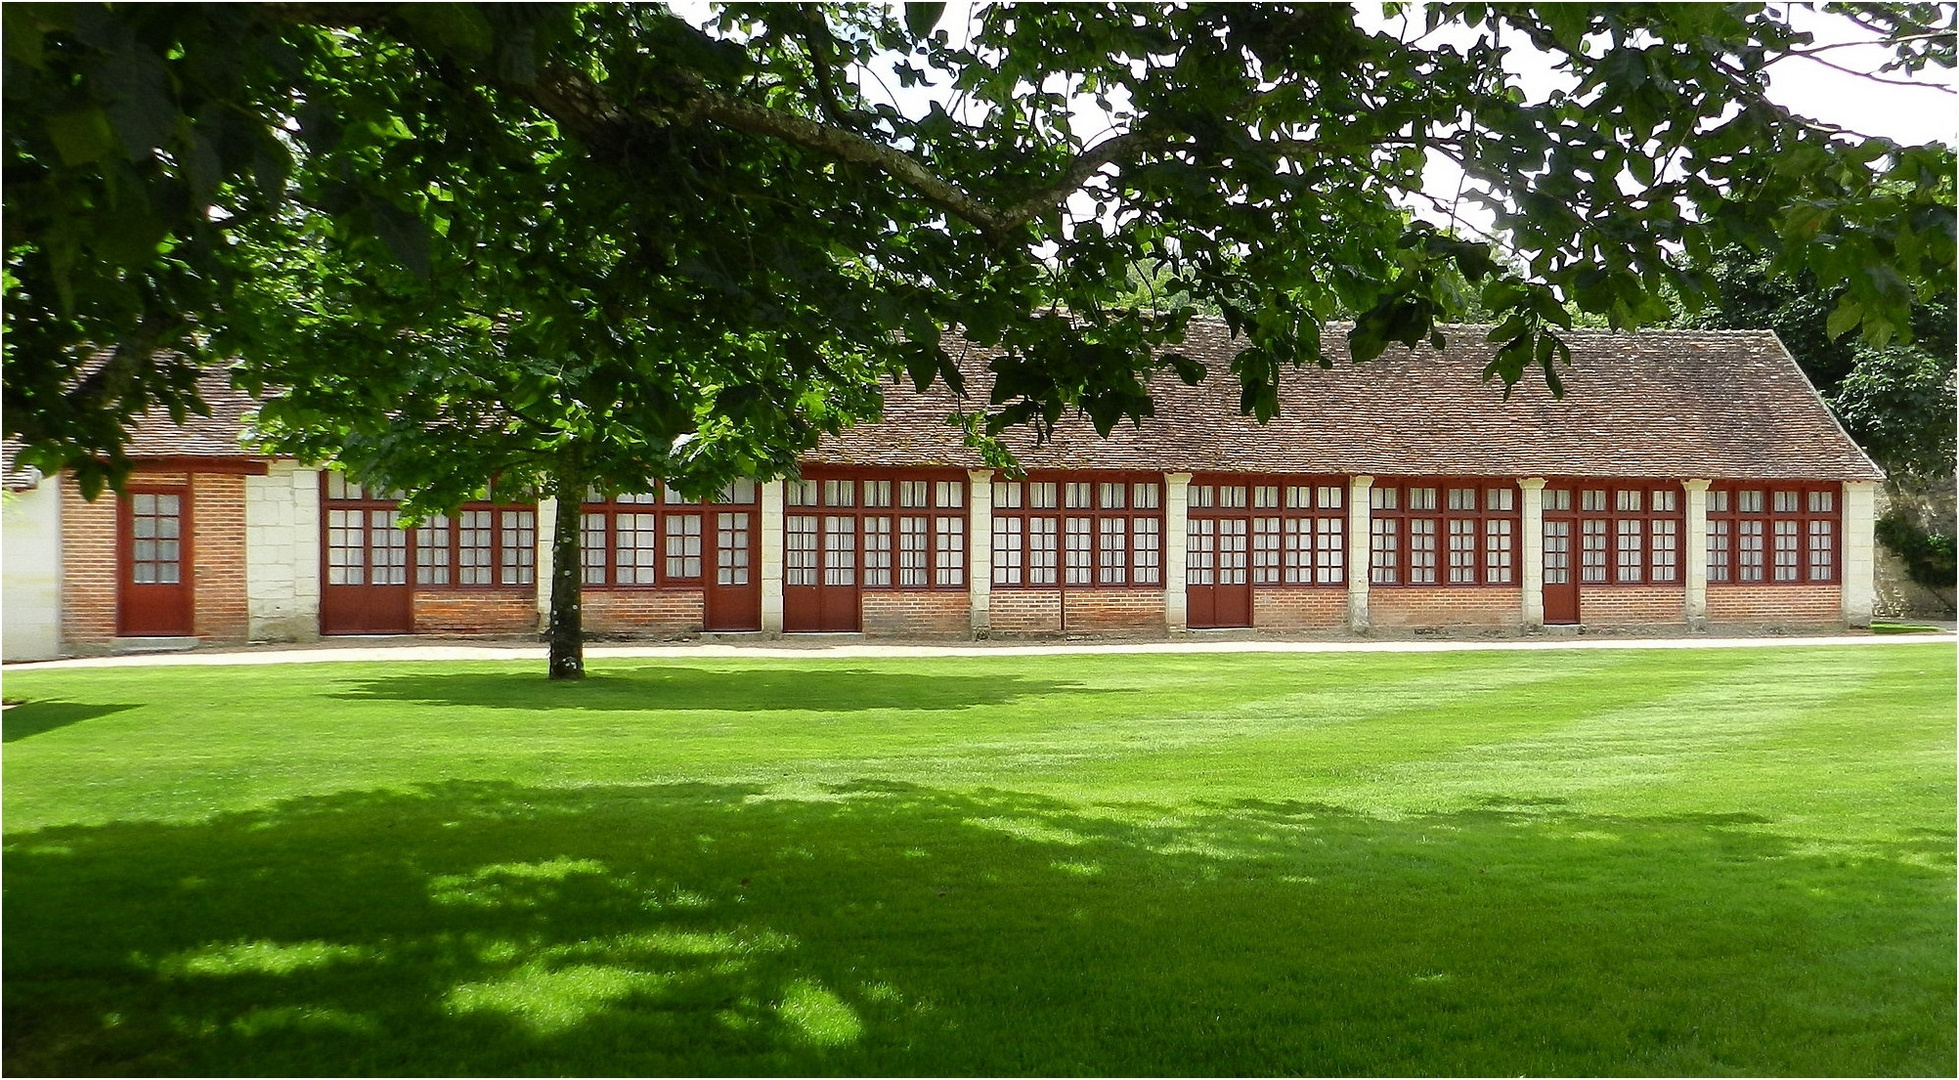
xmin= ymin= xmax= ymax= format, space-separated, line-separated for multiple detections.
xmin=58 ymin=469 xmax=250 ymax=648
xmin=190 ymin=473 xmax=249 ymax=641
xmin=59 ymin=474 xmax=125 ymax=647
xmin=863 ymin=590 xmax=970 ymax=637
xmin=584 ymin=589 xmax=704 ymax=636
xmin=991 ymin=590 xmax=1166 ymax=635
xmin=1252 ymin=588 xmax=1347 ymax=631
xmin=1370 ymin=586 xmax=1521 ymax=629
xmin=1579 ymin=585 xmax=1686 ymax=626
xmin=990 ymin=590 xmax=1062 ymax=633
xmin=413 ymin=590 xmax=538 ymax=635
xmin=1065 ymin=590 xmax=1165 ymax=633
xmin=1706 ymin=584 xmax=1843 ymax=625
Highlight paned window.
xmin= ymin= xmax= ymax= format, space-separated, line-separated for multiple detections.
xmin=128 ymin=492 xmax=187 ymax=585
xmin=579 ymin=482 xmax=755 ymax=589
xmin=1708 ymin=483 xmax=1838 ymax=585
xmin=1193 ymin=474 xmax=1347 ymax=588
xmin=715 ymin=511 xmax=752 ymax=586
xmin=1369 ymin=518 xmax=1399 ymax=584
xmin=799 ymin=471 xmax=966 ymax=591
xmin=995 ymin=473 xmax=1161 ymax=588
xmin=326 ymin=476 xmax=535 ymax=592
xmin=785 ymin=515 xmax=819 ymax=587
xmin=1368 ymin=479 xmax=1521 ymax=587
xmin=1551 ymin=480 xmax=1686 ymax=586
xmin=864 ymin=515 xmax=893 ymax=587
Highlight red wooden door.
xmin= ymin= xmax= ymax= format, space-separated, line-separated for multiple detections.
xmin=703 ymin=508 xmax=761 ymax=631
xmin=118 ymin=489 xmax=194 ymax=636
xmin=1187 ymin=516 xmax=1252 ymax=628
xmin=1542 ymin=518 xmax=1578 ymax=624
xmin=783 ymin=511 xmax=861 ymax=632
xmin=321 ymin=505 xmax=414 ymax=634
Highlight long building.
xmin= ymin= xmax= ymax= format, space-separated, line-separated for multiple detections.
xmin=0 ymin=324 xmax=1883 ymax=659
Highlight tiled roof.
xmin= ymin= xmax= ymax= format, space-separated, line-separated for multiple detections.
xmin=804 ymin=321 xmax=1885 ymax=482
xmin=124 ymin=367 xmax=265 ymax=459
xmin=1 ymin=440 xmax=37 ymax=490
xmin=4 ymin=367 xmax=265 ymax=488
xmin=73 ymin=323 xmax=1880 ymax=483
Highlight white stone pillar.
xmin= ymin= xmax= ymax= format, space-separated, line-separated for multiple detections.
xmin=1684 ymin=479 xmax=1711 ymax=628
xmin=535 ymin=497 xmax=558 ymax=631
xmin=1842 ymin=479 xmax=1877 ymax=628
xmin=0 ymin=471 xmax=63 ymax=660
xmin=1347 ymin=475 xmax=1374 ymax=632
xmin=967 ymin=469 xmax=993 ymax=636
xmin=245 ymin=461 xmax=322 ymax=642
xmin=1518 ymin=477 xmax=1546 ymax=629
xmin=760 ymin=480 xmax=786 ymax=635
xmin=292 ymin=467 xmax=321 ymax=636
xmin=1164 ymin=472 xmax=1192 ymax=632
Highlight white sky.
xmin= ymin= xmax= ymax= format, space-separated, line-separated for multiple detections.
xmin=671 ymin=2 xmax=1955 ymax=231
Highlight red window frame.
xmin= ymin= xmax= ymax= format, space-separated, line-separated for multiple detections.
xmin=992 ymin=471 xmax=1163 ymax=589
xmin=1189 ymin=475 xmax=1348 ymax=588
xmin=1707 ymin=482 xmax=1839 ymax=585
xmin=1367 ymin=478 xmax=1520 ymax=587
xmin=321 ymin=474 xmax=537 ymax=590
xmin=579 ymin=482 xmax=758 ymax=590
xmin=788 ymin=469 xmax=969 ymax=591
xmin=1553 ymin=480 xmax=1686 ymax=587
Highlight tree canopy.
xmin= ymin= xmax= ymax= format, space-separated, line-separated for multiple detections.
xmin=6 ymin=2 xmax=1955 ymax=488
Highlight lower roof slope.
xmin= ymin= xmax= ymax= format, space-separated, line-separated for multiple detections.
xmin=806 ymin=322 xmax=1884 ymax=482
xmin=44 ymin=322 xmax=1881 ymax=485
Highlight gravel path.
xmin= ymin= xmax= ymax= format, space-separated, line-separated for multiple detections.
xmin=8 ymin=626 xmax=1953 ymax=670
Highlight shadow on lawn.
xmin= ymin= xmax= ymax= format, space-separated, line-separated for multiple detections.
xmin=2 ymin=701 xmax=140 ymax=743
xmin=329 ymin=664 xmax=1115 ymax=713
xmin=5 ymin=781 xmax=1952 ymax=1077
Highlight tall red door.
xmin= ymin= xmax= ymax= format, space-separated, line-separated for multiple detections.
xmin=704 ymin=508 xmax=762 ymax=631
xmin=118 ymin=489 xmax=194 ymax=636
xmin=1542 ymin=518 xmax=1578 ymax=624
xmin=783 ymin=511 xmax=861 ymax=632
xmin=1187 ymin=516 xmax=1252 ymax=628
xmin=320 ymin=504 xmax=414 ymax=635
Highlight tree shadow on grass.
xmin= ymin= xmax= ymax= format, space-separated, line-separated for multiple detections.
xmin=4 ymin=781 xmax=1952 ymax=1077
xmin=328 ymin=665 xmax=1118 ymax=714
xmin=2 ymin=701 xmax=140 ymax=743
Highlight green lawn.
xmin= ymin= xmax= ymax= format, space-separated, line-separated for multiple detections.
xmin=4 ymin=645 xmax=1953 ymax=1076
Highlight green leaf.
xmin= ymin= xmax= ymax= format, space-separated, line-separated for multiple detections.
xmin=905 ymin=2 xmax=946 ymax=38
xmin=45 ymin=108 xmax=117 ymax=166
xmin=1825 ymin=297 xmax=1863 ymax=342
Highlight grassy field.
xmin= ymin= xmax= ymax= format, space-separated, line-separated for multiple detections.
xmin=3 ymin=644 xmax=1952 ymax=1076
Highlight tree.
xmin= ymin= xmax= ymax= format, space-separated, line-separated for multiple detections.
xmin=9 ymin=4 xmax=1955 ymax=470
xmin=5 ymin=3 xmax=1955 ymax=675
xmin=227 ymin=26 xmax=900 ymax=678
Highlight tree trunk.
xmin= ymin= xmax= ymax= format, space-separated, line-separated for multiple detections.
xmin=548 ymin=472 xmax=586 ymax=680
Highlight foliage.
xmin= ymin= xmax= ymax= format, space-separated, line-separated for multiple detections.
xmin=5 ymin=3 xmax=1954 ymax=495
xmin=1686 ymin=245 xmax=1957 ymax=475
xmin=1876 ymin=505 xmax=1957 ymax=593
xmin=4 ymin=646 xmax=1954 ymax=1074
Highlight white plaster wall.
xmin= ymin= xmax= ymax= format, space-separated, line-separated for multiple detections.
xmin=1163 ymin=472 xmax=1191 ymax=631
xmin=1518 ymin=477 xmax=1546 ymax=628
xmin=759 ymin=481 xmax=785 ymax=635
xmin=536 ymin=496 xmax=558 ymax=632
xmin=2 ymin=478 xmax=63 ymax=660
xmin=245 ymin=463 xmax=322 ymax=642
xmin=1842 ymin=480 xmax=1877 ymax=627
xmin=967 ymin=469 xmax=993 ymax=634
xmin=1346 ymin=475 xmax=1374 ymax=632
